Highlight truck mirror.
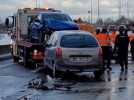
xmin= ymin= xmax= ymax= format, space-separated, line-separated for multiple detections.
xmin=5 ymin=18 xmax=9 ymax=28
xmin=45 ymin=43 xmax=52 ymax=47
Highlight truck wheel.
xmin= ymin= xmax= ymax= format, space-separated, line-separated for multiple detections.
xmin=31 ymin=62 xmax=36 ymax=69
xmin=23 ymin=57 xmax=34 ymax=69
xmin=13 ymin=56 xmax=19 ymax=63
xmin=23 ymin=56 xmax=29 ymax=67
xmin=23 ymin=48 xmax=31 ymax=68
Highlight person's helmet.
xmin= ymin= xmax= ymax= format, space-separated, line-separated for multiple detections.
xmin=102 ymin=26 xmax=107 ymax=33
xmin=108 ymin=25 xmax=117 ymax=32
xmin=96 ymin=28 xmax=100 ymax=35
xmin=118 ymin=25 xmax=126 ymax=32
xmin=118 ymin=25 xmax=129 ymax=35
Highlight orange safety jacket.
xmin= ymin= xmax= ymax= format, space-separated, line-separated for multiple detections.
xmin=129 ymin=33 xmax=134 ymax=42
xmin=110 ymin=31 xmax=117 ymax=43
xmin=96 ymin=33 xmax=112 ymax=46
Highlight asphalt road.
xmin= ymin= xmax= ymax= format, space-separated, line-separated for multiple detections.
xmin=0 ymin=58 xmax=134 ymax=100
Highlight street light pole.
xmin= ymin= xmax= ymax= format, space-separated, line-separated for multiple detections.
xmin=35 ymin=0 xmax=38 ymax=8
xmin=118 ymin=0 xmax=121 ymax=18
xmin=91 ymin=0 xmax=93 ymax=24
xmin=88 ymin=11 xmax=90 ymax=23
xmin=98 ymin=0 xmax=100 ymax=20
xmin=126 ymin=0 xmax=129 ymax=18
xmin=38 ymin=0 xmax=41 ymax=8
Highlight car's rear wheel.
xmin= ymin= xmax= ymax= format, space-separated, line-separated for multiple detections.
xmin=23 ymin=55 xmax=29 ymax=67
xmin=23 ymin=48 xmax=32 ymax=68
xmin=94 ymin=70 xmax=104 ymax=80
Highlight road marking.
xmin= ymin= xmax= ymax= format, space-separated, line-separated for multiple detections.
xmin=0 ymin=62 xmax=14 ymax=70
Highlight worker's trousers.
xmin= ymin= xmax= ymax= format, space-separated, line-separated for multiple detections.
xmin=101 ymin=46 xmax=112 ymax=69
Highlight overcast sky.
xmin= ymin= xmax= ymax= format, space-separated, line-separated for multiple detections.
xmin=0 ymin=0 xmax=134 ymax=22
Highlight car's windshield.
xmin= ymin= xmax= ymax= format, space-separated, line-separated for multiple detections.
xmin=43 ymin=13 xmax=72 ymax=21
xmin=60 ymin=34 xmax=99 ymax=48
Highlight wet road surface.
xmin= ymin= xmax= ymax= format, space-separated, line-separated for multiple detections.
xmin=0 ymin=59 xmax=134 ymax=100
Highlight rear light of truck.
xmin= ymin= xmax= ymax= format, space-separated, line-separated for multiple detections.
xmin=56 ymin=48 xmax=62 ymax=58
xmin=10 ymin=44 xmax=13 ymax=49
xmin=32 ymin=49 xmax=44 ymax=60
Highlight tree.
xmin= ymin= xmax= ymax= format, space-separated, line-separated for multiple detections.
xmin=104 ymin=18 xmax=115 ymax=26
xmin=116 ymin=16 xmax=130 ymax=25
xmin=96 ymin=18 xmax=103 ymax=26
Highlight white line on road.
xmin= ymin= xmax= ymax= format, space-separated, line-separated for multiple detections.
xmin=0 ymin=62 xmax=14 ymax=70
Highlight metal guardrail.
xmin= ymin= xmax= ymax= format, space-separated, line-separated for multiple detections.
xmin=0 ymin=45 xmax=10 ymax=55
xmin=0 ymin=33 xmax=11 ymax=54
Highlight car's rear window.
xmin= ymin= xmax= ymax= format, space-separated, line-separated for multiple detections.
xmin=60 ymin=34 xmax=99 ymax=48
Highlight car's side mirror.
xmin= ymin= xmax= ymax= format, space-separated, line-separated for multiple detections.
xmin=11 ymin=34 xmax=16 ymax=40
xmin=73 ymin=19 xmax=77 ymax=23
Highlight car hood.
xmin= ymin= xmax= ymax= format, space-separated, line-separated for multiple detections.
xmin=45 ymin=20 xmax=79 ymax=30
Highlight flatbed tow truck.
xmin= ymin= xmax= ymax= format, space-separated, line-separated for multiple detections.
xmin=6 ymin=8 xmax=79 ymax=68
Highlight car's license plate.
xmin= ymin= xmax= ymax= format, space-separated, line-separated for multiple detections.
xmin=71 ymin=57 xmax=91 ymax=62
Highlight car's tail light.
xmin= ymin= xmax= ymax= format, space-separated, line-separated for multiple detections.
xmin=56 ymin=48 xmax=62 ymax=58
xmin=32 ymin=49 xmax=44 ymax=60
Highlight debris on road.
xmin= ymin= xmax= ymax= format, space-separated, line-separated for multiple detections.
xmin=26 ymin=71 xmax=108 ymax=92
xmin=27 ymin=75 xmax=77 ymax=92
xmin=28 ymin=77 xmax=49 ymax=90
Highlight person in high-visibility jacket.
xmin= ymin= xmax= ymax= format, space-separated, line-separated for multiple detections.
xmin=96 ymin=28 xmax=112 ymax=70
xmin=110 ymin=30 xmax=117 ymax=44
xmin=129 ymin=30 xmax=134 ymax=60
xmin=110 ymin=29 xmax=118 ymax=63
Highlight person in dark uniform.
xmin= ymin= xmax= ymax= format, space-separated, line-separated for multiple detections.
xmin=30 ymin=18 xmax=43 ymax=43
xmin=113 ymin=26 xmax=129 ymax=71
